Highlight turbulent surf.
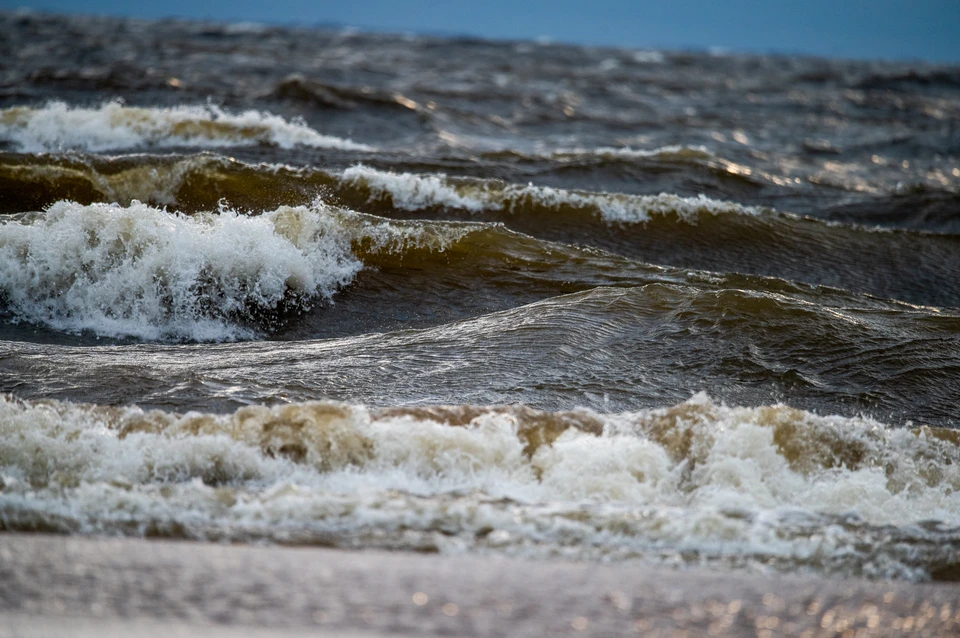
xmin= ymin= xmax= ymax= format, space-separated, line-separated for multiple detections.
xmin=1 ymin=12 xmax=959 ymax=582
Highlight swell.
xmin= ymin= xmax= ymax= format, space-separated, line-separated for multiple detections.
xmin=3 ymin=151 xmax=750 ymax=215
xmin=0 ymin=190 xmax=856 ymax=344
xmin=478 ymin=144 xmax=777 ymax=191
xmin=1 ymin=201 xmax=552 ymax=342
xmin=338 ymin=166 xmax=960 ymax=308
xmin=1 ymin=393 xmax=959 ymax=580
xmin=5 ymin=154 xmax=960 ymax=309
xmin=269 ymin=74 xmax=426 ymax=114
xmin=3 ymin=284 xmax=960 ymax=427
xmin=0 ymin=178 xmax=940 ymax=346
xmin=0 ymin=196 xmax=689 ymax=342
xmin=825 ymin=186 xmax=960 ymax=232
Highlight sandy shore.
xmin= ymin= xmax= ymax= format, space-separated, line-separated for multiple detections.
xmin=0 ymin=533 xmax=958 ymax=637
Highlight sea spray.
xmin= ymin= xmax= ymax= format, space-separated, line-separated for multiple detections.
xmin=0 ymin=201 xmax=362 ymax=340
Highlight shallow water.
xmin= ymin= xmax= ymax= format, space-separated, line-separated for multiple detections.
xmin=1 ymin=12 xmax=960 ymax=582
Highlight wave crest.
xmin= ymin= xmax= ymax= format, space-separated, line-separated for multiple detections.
xmin=340 ymin=164 xmax=759 ymax=223
xmin=0 ymin=201 xmax=363 ymax=340
xmin=0 ymin=101 xmax=372 ymax=152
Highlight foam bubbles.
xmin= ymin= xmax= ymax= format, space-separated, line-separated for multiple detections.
xmin=1 ymin=394 xmax=958 ymax=579
xmin=342 ymin=166 xmax=492 ymax=213
xmin=0 ymin=201 xmax=362 ymax=341
xmin=0 ymin=101 xmax=373 ymax=152
xmin=340 ymin=164 xmax=759 ymax=223
xmin=549 ymin=144 xmax=711 ymax=161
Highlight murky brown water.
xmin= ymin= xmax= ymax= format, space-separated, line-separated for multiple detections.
xmin=1 ymin=12 xmax=960 ymax=582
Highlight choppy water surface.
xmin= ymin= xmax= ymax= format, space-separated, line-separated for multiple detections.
xmin=1 ymin=12 xmax=960 ymax=581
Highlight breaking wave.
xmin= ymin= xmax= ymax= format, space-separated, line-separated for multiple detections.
xmin=0 ymin=153 xmax=758 ymax=223
xmin=1 ymin=393 xmax=958 ymax=580
xmin=339 ymin=164 xmax=760 ymax=223
xmin=6 ymin=154 xmax=960 ymax=311
xmin=0 ymin=201 xmax=466 ymax=341
xmin=0 ymin=101 xmax=372 ymax=152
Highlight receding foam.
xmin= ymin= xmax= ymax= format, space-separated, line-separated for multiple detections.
xmin=1 ymin=393 xmax=958 ymax=580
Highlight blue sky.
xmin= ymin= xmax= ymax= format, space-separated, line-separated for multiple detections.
xmin=4 ymin=0 xmax=959 ymax=62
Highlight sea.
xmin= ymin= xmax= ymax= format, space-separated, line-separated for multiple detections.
xmin=1 ymin=11 xmax=960 ymax=584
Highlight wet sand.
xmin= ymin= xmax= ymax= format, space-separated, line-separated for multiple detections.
xmin=0 ymin=533 xmax=958 ymax=637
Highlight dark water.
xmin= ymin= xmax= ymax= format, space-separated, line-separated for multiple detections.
xmin=1 ymin=12 xmax=960 ymax=582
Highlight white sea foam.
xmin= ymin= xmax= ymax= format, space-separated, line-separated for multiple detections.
xmin=1 ymin=394 xmax=958 ymax=579
xmin=0 ymin=201 xmax=363 ymax=341
xmin=0 ymin=101 xmax=372 ymax=152
xmin=340 ymin=165 xmax=759 ymax=223
xmin=343 ymin=166 xmax=492 ymax=213
xmin=631 ymin=50 xmax=666 ymax=64
xmin=550 ymin=144 xmax=712 ymax=160
xmin=0 ymin=200 xmax=477 ymax=341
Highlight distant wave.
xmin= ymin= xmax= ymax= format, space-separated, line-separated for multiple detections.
xmin=547 ymin=144 xmax=713 ymax=161
xmin=0 ymin=101 xmax=372 ymax=152
xmin=0 ymin=153 xmax=760 ymax=223
xmin=5 ymin=154 xmax=960 ymax=310
xmin=340 ymin=164 xmax=760 ymax=223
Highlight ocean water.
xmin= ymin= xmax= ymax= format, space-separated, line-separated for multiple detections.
xmin=2 ymin=12 xmax=960 ymax=583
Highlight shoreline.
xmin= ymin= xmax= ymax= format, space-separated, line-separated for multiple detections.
xmin=1 ymin=533 xmax=958 ymax=636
